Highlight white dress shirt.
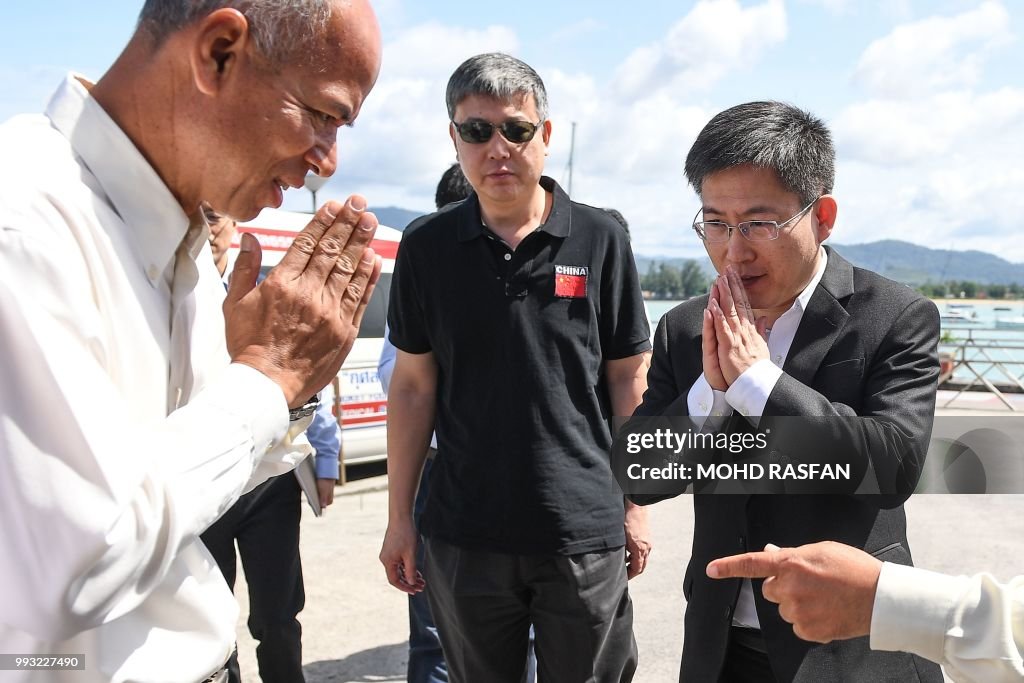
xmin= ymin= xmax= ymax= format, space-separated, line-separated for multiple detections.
xmin=686 ymin=250 xmax=828 ymax=630
xmin=872 ymin=562 xmax=1024 ymax=683
xmin=0 ymin=75 xmax=310 ymax=682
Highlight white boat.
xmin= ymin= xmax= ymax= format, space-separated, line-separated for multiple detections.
xmin=940 ymin=309 xmax=978 ymax=323
xmin=995 ymin=316 xmax=1024 ymax=330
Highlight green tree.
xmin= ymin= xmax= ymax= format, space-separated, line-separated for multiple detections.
xmin=657 ymin=263 xmax=682 ymax=299
xmin=986 ymin=284 xmax=1008 ymax=299
xmin=958 ymin=280 xmax=977 ymax=298
xmin=679 ymin=260 xmax=708 ymax=298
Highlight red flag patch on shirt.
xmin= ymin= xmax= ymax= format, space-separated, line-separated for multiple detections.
xmin=554 ymin=265 xmax=589 ymax=298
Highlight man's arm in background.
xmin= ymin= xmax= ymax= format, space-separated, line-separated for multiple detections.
xmin=379 ymin=349 xmax=436 ymax=594
xmin=607 ymin=352 xmax=653 ymax=579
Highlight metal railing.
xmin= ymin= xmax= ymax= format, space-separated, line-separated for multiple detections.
xmin=939 ymin=328 xmax=1024 ymax=411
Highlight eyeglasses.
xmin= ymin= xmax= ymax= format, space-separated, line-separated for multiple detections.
xmin=452 ymin=118 xmax=544 ymax=144
xmin=693 ymin=197 xmax=821 ymax=243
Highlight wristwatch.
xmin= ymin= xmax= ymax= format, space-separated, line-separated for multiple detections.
xmin=289 ymin=393 xmax=320 ymax=422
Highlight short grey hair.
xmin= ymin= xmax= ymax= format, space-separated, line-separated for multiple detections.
xmin=684 ymin=101 xmax=835 ymax=206
xmin=137 ymin=0 xmax=333 ymax=67
xmin=445 ymin=53 xmax=549 ymax=122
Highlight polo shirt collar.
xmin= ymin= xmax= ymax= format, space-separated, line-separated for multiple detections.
xmin=46 ymin=73 xmax=190 ymax=288
xmin=456 ymin=175 xmax=571 ymax=242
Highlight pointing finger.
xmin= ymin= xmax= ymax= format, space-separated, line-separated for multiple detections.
xmin=706 ymin=550 xmax=785 ymax=580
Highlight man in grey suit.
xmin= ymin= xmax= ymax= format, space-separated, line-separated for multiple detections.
xmin=628 ymin=101 xmax=943 ymax=682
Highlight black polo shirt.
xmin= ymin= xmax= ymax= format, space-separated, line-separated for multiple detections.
xmin=387 ymin=176 xmax=651 ymax=555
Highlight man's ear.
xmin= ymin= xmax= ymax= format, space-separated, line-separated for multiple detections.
xmin=814 ymin=195 xmax=838 ymax=242
xmin=541 ymin=118 xmax=553 ymax=146
xmin=190 ymin=8 xmax=251 ymax=96
xmin=449 ymin=122 xmax=459 ymax=154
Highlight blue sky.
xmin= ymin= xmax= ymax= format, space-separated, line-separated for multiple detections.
xmin=2 ymin=1 xmax=1022 ymax=260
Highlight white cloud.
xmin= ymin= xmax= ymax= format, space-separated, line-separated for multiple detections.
xmin=611 ymin=0 xmax=786 ymax=99
xmin=852 ymin=1 xmax=1013 ymax=98
xmin=829 ymin=2 xmax=1024 ymax=259
xmin=305 ymin=2 xmax=1023 ymax=265
xmin=830 ymin=86 xmax=1024 ymax=258
xmin=303 ymin=2 xmax=791 ymax=254
xmin=834 ymin=87 xmax=1024 ymax=165
xmin=378 ymin=21 xmax=519 ymax=80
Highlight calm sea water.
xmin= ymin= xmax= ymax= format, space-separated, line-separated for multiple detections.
xmin=645 ymin=299 xmax=684 ymax=325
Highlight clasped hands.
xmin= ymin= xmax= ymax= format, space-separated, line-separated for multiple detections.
xmin=224 ymin=196 xmax=382 ymax=409
xmin=703 ymin=265 xmax=771 ymax=392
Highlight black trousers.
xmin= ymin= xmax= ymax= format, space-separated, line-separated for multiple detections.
xmin=201 ymin=475 xmax=305 ymax=683
xmin=718 ymin=627 xmax=776 ymax=683
xmin=423 ymin=537 xmax=638 ymax=683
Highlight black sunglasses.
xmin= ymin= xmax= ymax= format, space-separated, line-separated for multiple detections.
xmin=452 ymin=118 xmax=544 ymax=144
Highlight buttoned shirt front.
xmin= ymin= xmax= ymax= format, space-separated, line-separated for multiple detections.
xmin=0 ymin=74 xmax=309 ymax=682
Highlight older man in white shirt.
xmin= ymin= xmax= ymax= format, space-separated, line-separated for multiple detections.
xmin=0 ymin=1 xmax=382 ymax=681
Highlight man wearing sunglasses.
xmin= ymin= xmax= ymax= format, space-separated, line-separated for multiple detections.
xmin=626 ymin=102 xmax=942 ymax=682
xmin=381 ymin=52 xmax=652 ymax=682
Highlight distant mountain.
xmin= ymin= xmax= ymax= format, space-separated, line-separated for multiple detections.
xmin=636 ymin=240 xmax=1024 ymax=286
xmin=371 ymin=205 xmax=427 ymax=230
xmin=828 ymin=241 xmax=1024 ymax=285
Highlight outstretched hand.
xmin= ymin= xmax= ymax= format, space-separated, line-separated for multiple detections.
xmin=707 ymin=541 xmax=882 ymax=643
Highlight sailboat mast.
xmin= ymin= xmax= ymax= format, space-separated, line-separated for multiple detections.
xmin=567 ymin=121 xmax=576 ymax=197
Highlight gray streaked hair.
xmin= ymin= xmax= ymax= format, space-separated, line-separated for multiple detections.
xmin=137 ymin=0 xmax=333 ymax=67
xmin=684 ymin=101 xmax=835 ymax=206
xmin=445 ymin=53 xmax=549 ymax=121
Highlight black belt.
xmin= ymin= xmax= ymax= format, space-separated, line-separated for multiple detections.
xmin=730 ymin=625 xmax=768 ymax=655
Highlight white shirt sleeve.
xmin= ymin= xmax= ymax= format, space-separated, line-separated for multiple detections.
xmin=687 ymin=372 xmax=733 ymax=431
xmin=724 ymin=358 xmax=784 ymax=423
xmin=871 ymin=562 xmax=1024 ymax=683
xmin=0 ymin=232 xmax=293 ymax=641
